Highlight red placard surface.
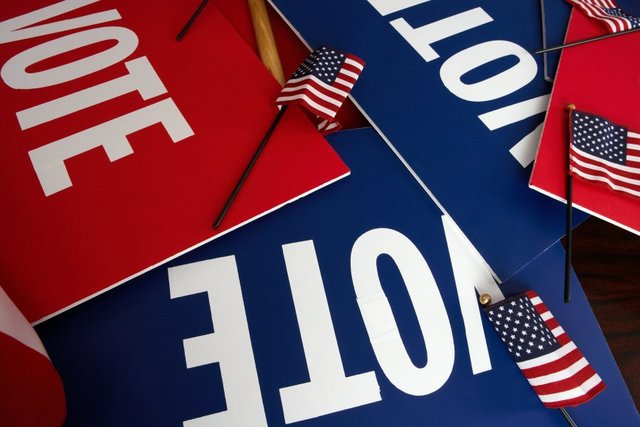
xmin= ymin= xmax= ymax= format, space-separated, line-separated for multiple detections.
xmin=530 ymin=9 xmax=640 ymax=234
xmin=0 ymin=1 xmax=349 ymax=322
xmin=214 ymin=0 xmax=369 ymax=131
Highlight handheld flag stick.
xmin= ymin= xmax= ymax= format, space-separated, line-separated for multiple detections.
xmin=559 ymin=408 xmax=578 ymax=427
xmin=539 ymin=0 xmax=554 ymax=82
xmin=213 ymin=47 xmax=364 ymax=228
xmin=213 ymin=106 xmax=287 ymax=229
xmin=565 ymin=104 xmax=576 ymax=303
xmin=534 ymin=26 xmax=640 ymax=54
xmin=176 ymin=0 xmax=209 ymax=41
xmin=213 ymin=0 xmax=287 ymax=229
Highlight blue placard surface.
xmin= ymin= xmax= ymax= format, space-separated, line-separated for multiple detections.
xmin=37 ymin=129 xmax=637 ymax=426
xmin=268 ymin=0 xmax=588 ymax=280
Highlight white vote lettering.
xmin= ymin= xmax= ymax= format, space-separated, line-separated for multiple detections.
xmin=17 ymin=56 xmax=167 ymax=130
xmin=479 ymin=94 xmax=550 ymax=167
xmin=1 ymin=26 xmax=138 ymax=89
xmin=369 ymin=4 xmax=546 ymax=167
xmin=0 ymin=2 xmax=193 ymax=196
xmin=390 ymin=8 xmax=493 ymax=62
xmin=367 ymin=0 xmax=431 ymax=16
xmin=351 ymin=228 xmax=455 ymax=396
xmin=279 ymin=240 xmax=381 ymax=424
xmin=28 ymin=98 xmax=193 ymax=196
xmin=439 ymin=40 xmax=537 ymax=102
xmin=172 ymin=225 xmax=498 ymax=422
xmin=0 ymin=0 xmax=120 ymax=44
xmin=168 ymin=256 xmax=267 ymax=427
xmin=441 ymin=215 xmax=504 ymax=374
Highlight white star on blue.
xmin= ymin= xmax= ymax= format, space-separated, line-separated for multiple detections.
xmin=572 ymin=111 xmax=628 ymax=165
xmin=484 ymin=295 xmax=559 ymax=362
xmin=291 ymin=46 xmax=346 ymax=84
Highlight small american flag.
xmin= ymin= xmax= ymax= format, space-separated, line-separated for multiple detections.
xmin=276 ymin=47 xmax=364 ymax=123
xmin=566 ymin=0 xmax=640 ymax=33
xmin=570 ymin=109 xmax=640 ymax=198
xmin=483 ymin=291 xmax=605 ymax=408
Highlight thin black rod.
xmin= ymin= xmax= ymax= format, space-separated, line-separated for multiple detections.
xmin=539 ymin=0 xmax=554 ymax=82
xmin=565 ymin=108 xmax=574 ymax=304
xmin=559 ymin=407 xmax=578 ymax=427
xmin=176 ymin=0 xmax=209 ymax=41
xmin=565 ymin=172 xmax=573 ymax=303
xmin=213 ymin=106 xmax=288 ymax=229
xmin=535 ymin=26 xmax=640 ymax=54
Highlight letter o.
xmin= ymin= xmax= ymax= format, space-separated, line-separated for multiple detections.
xmin=351 ymin=228 xmax=455 ymax=396
xmin=439 ymin=40 xmax=537 ymax=102
xmin=1 ymin=26 xmax=138 ymax=89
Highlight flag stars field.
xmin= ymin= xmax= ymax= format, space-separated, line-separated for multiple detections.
xmin=569 ymin=109 xmax=640 ymax=197
xmin=277 ymin=46 xmax=364 ymax=121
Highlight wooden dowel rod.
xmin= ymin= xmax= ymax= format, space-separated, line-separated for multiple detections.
xmin=247 ymin=0 xmax=286 ymax=85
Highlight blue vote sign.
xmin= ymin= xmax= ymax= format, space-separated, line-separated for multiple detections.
xmin=36 ymin=129 xmax=636 ymax=426
xmin=268 ymin=0 xmax=587 ymax=279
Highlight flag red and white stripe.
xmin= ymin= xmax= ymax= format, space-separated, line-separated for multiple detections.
xmin=316 ymin=117 xmax=342 ymax=135
xmin=517 ymin=291 xmax=606 ymax=408
xmin=569 ymin=109 xmax=640 ymax=198
xmin=0 ymin=286 xmax=66 ymax=426
xmin=566 ymin=0 xmax=640 ymax=33
xmin=276 ymin=46 xmax=364 ymax=123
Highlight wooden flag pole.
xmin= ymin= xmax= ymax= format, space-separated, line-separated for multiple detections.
xmin=176 ymin=0 xmax=209 ymax=41
xmin=565 ymin=104 xmax=576 ymax=304
xmin=248 ymin=0 xmax=286 ymax=85
xmin=213 ymin=0 xmax=286 ymax=229
xmin=535 ymin=26 xmax=640 ymax=54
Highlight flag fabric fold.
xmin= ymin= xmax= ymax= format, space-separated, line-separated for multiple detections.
xmin=569 ymin=109 xmax=640 ymax=198
xmin=483 ymin=290 xmax=605 ymax=408
xmin=0 ymin=286 xmax=66 ymax=427
xmin=566 ymin=0 xmax=640 ymax=33
xmin=316 ymin=117 xmax=342 ymax=135
xmin=276 ymin=46 xmax=364 ymax=132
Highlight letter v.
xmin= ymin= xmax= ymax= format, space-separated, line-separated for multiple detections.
xmin=0 ymin=0 xmax=120 ymax=44
xmin=442 ymin=214 xmax=503 ymax=375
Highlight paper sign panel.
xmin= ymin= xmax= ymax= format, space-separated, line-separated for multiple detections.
xmin=268 ymin=0 xmax=587 ymax=280
xmin=0 ymin=1 xmax=348 ymax=322
xmin=531 ymin=8 xmax=640 ymax=235
xmin=37 ymin=129 xmax=637 ymax=426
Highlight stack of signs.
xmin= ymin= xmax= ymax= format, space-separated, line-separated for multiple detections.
xmin=37 ymin=129 xmax=638 ymax=426
xmin=268 ymin=0 xmax=587 ymax=280
xmin=531 ymin=7 xmax=640 ymax=234
xmin=0 ymin=1 xmax=349 ymax=322
xmin=10 ymin=1 xmax=639 ymax=425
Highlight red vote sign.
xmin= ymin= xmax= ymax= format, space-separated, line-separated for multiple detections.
xmin=0 ymin=0 xmax=349 ymax=322
xmin=531 ymin=8 xmax=640 ymax=235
